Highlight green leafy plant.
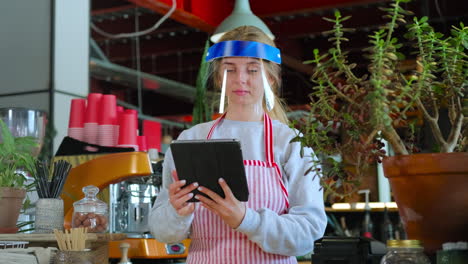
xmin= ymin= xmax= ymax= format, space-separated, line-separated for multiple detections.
xmin=0 ymin=119 xmax=38 ymax=188
xmin=192 ymin=40 xmax=213 ymax=125
xmin=293 ymin=0 xmax=467 ymax=198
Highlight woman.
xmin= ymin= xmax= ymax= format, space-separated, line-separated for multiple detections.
xmin=149 ymin=26 xmax=327 ymax=264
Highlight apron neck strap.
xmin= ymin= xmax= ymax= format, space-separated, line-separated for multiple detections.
xmin=263 ymin=113 xmax=274 ymax=163
xmin=206 ymin=112 xmax=275 ymax=163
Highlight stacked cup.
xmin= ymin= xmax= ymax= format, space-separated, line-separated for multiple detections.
xmin=83 ymin=93 xmax=102 ymax=145
xmin=138 ymin=136 xmax=148 ymax=152
xmin=67 ymin=93 xmax=144 ymax=151
xmin=68 ymin=99 xmax=86 ymax=141
xmin=97 ymin=95 xmax=117 ymax=147
xmin=115 ymin=106 xmax=124 ymax=146
xmin=143 ymin=120 xmax=162 ymax=152
xmin=117 ymin=113 xmax=139 ymax=151
xmin=125 ymin=109 xmax=139 ymax=136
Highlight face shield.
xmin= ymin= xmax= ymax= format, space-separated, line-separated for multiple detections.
xmin=206 ymin=40 xmax=281 ymax=114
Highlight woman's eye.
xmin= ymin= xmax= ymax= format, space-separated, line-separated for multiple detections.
xmin=248 ymin=69 xmax=258 ymax=73
xmin=226 ymin=69 xmax=235 ymax=73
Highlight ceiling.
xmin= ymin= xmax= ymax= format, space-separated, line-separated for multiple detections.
xmin=90 ymin=0 xmax=467 ymax=122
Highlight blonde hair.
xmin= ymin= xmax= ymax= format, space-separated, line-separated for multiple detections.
xmin=209 ymin=26 xmax=289 ymax=124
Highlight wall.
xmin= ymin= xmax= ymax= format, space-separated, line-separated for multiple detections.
xmin=0 ymin=0 xmax=51 ymax=111
xmin=0 ymin=0 xmax=90 ymax=153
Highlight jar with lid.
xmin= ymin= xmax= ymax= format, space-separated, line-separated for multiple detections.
xmin=381 ymin=240 xmax=431 ymax=264
xmin=72 ymin=185 xmax=108 ymax=233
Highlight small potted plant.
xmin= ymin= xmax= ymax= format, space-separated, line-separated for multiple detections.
xmin=0 ymin=119 xmax=38 ymax=233
xmin=293 ymin=0 xmax=467 ymax=253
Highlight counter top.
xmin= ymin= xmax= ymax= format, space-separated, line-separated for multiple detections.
xmin=0 ymin=233 xmax=126 ymax=242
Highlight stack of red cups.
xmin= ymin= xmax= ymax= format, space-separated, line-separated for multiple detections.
xmin=117 ymin=113 xmax=139 ymax=151
xmin=97 ymin=94 xmax=117 ymax=147
xmin=68 ymin=99 xmax=86 ymax=141
xmin=83 ymin=93 xmax=102 ymax=145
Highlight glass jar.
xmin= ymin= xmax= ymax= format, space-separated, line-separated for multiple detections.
xmin=72 ymin=185 xmax=108 ymax=233
xmin=381 ymin=240 xmax=431 ymax=264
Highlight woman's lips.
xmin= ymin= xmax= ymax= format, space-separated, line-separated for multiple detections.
xmin=233 ymin=90 xmax=249 ymax=96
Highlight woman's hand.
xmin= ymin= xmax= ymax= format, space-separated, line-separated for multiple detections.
xmin=195 ymin=178 xmax=246 ymax=229
xmin=168 ymin=171 xmax=198 ymax=216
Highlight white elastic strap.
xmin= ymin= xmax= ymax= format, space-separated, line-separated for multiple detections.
xmin=219 ymin=69 xmax=227 ymax=113
xmin=261 ymin=62 xmax=275 ymax=111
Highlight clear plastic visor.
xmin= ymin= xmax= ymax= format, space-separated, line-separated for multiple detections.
xmin=214 ymin=58 xmax=274 ymax=115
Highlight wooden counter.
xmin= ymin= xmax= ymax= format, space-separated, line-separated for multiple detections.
xmin=0 ymin=233 xmax=126 ymax=263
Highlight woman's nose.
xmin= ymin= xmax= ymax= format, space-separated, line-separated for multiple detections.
xmin=236 ymin=71 xmax=248 ymax=83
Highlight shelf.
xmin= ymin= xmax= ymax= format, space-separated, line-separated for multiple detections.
xmin=326 ymin=207 xmax=399 ymax=213
xmin=326 ymin=202 xmax=399 ymax=212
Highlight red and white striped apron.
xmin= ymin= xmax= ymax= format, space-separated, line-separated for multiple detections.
xmin=187 ymin=113 xmax=297 ymax=264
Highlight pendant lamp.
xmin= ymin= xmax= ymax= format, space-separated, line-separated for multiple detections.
xmin=210 ymin=0 xmax=274 ymax=43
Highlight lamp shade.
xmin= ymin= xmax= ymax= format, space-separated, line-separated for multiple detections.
xmin=210 ymin=0 xmax=274 ymax=43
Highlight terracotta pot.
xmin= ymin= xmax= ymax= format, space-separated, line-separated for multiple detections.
xmin=0 ymin=187 xmax=26 ymax=233
xmin=383 ymin=152 xmax=468 ymax=254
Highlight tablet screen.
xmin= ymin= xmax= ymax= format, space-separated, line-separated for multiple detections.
xmin=170 ymin=139 xmax=249 ymax=202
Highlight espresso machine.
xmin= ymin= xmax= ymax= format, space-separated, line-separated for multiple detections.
xmin=106 ymin=157 xmax=190 ymax=261
xmin=109 ymin=160 xmax=162 ymax=237
xmin=109 ymin=176 xmax=159 ymax=236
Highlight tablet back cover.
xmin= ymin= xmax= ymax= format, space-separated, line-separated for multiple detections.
xmin=170 ymin=139 xmax=249 ymax=202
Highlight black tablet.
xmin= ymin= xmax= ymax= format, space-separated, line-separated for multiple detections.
xmin=170 ymin=139 xmax=249 ymax=202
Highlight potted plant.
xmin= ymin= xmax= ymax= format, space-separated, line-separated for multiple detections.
xmin=293 ymin=0 xmax=467 ymax=253
xmin=0 ymin=119 xmax=38 ymax=233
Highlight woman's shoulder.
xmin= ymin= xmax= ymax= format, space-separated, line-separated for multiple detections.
xmin=177 ymin=120 xmax=216 ymax=140
xmin=272 ymin=120 xmax=299 ymax=141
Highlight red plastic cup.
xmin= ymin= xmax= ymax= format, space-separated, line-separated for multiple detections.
xmin=98 ymin=94 xmax=117 ymax=125
xmin=84 ymin=93 xmax=102 ymax=123
xmin=68 ymin=127 xmax=84 ymax=141
xmin=125 ymin=109 xmax=137 ymax=115
xmin=125 ymin=109 xmax=139 ymax=131
xmin=98 ymin=125 xmax=116 ymax=147
xmin=118 ymin=113 xmax=138 ymax=150
xmin=117 ymin=106 xmax=124 ymax=116
xmin=143 ymin=120 xmax=162 ymax=151
xmin=68 ymin=99 xmax=86 ymax=128
xmin=115 ymin=106 xmax=124 ymax=145
xmin=138 ymin=136 xmax=148 ymax=152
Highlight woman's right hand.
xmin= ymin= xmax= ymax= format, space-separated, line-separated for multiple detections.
xmin=168 ymin=171 xmax=198 ymax=216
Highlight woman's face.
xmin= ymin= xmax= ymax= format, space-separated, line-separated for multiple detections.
xmin=219 ymin=57 xmax=266 ymax=108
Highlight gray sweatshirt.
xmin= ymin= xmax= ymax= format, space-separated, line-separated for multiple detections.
xmin=149 ymin=118 xmax=327 ymax=257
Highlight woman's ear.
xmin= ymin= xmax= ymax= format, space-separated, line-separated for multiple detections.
xmin=267 ymin=75 xmax=275 ymax=87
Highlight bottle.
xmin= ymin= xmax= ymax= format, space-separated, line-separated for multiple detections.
xmin=340 ymin=216 xmax=352 ymax=237
xmin=394 ymin=216 xmax=407 ymax=240
xmin=72 ymin=185 xmax=109 ymax=233
xmin=381 ymin=207 xmax=394 ymax=242
xmin=380 ymin=240 xmax=431 ymax=264
xmin=358 ymin=189 xmax=374 ymax=238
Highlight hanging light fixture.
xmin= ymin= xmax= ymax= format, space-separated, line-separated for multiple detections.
xmin=210 ymin=0 xmax=274 ymax=43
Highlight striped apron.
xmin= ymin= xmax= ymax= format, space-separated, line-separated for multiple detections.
xmin=187 ymin=113 xmax=297 ymax=264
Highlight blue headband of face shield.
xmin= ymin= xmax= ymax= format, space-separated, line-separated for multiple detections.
xmin=205 ymin=40 xmax=281 ymax=64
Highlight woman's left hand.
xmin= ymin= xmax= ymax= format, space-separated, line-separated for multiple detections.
xmin=195 ymin=178 xmax=246 ymax=229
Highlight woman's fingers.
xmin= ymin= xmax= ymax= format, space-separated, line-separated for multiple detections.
xmin=168 ymin=180 xmax=185 ymax=196
xmin=217 ymin=178 xmax=235 ymax=199
xmin=169 ymin=180 xmax=198 ymax=198
xmin=176 ymin=201 xmax=196 ymax=215
xmin=168 ymin=180 xmax=199 ymax=215
xmin=196 ymin=185 xmax=223 ymax=202
xmin=195 ymin=180 xmax=246 ymax=229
